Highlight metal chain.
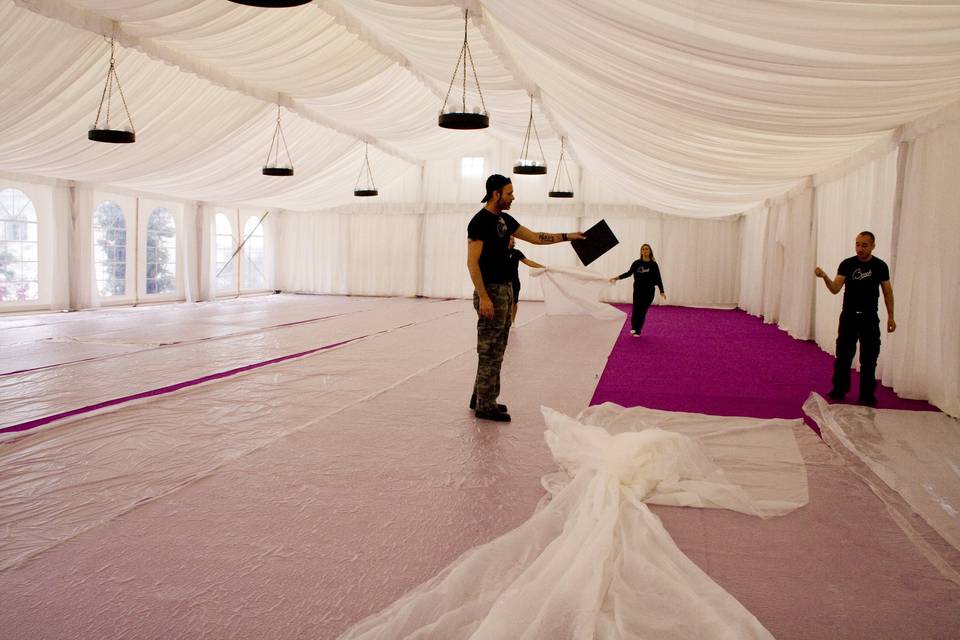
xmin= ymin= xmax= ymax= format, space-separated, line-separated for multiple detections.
xmin=551 ymin=137 xmax=574 ymax=192
xmin=439 ymin=9 xmax=486 ymax=115
xmin=113 ymin=59 xmax=135 ymax=133
xmin=94 ymin=36 xmax=135 ymax=133
xmin=355 ymin=143 xmax=375 ymax=190
xmin=461 ymin=10 xmax=468 ymax=112
xmin=276 ymin=105 xmax=292 ymax=170
xmin=465 ymin=39 xmax=486 ymax=113
xmin=93 ymin=39 xmax=113 ymax=127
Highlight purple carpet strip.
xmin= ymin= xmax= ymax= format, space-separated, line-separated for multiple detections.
xmin=1 ymin=335 xmax=363 ymax=436
xmin=590 ymin=304 xmax=937 ymax=433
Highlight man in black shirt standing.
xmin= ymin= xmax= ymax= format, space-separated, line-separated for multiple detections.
xmin=467 ymin=174 xmax=584 ymax=422
xmin=815 ymin=231 xmax=896 ymax=405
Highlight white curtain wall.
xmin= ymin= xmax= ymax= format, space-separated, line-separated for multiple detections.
xmin=738 ymin=186 xmax=816 ymax=340
xmin=276 ymin=205 xmax=743 ymax=307
xmin=884 ymin=119 xmax=960 ymax=417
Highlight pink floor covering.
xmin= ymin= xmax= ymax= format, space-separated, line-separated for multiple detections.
xmin=1 ymin=295 xmax=621 ymax=638
xmin=1 ymin=296 xmax=958 ymax=639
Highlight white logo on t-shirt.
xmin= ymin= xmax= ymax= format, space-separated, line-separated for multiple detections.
xmin=497 ymin=217 xmax=508 ymax=238
xmin=852 ymin=268 xmax=872 ymax=281
xmin=636 ymin=266 xmax=650 ymax=274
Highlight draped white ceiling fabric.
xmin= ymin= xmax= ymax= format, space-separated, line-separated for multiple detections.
xmin=1 ymin=0 xmax=960 ymax=216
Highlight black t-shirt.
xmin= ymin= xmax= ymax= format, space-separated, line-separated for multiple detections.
xmin=838 ymin=256 xmax=889 ymax=312
xmin=467 ymin=209 xmax=520 ymax=285
xmin=618 ymin=259 xmax=664 ymax=293
xmin=508 ymin=248 xmax=526 ymax=289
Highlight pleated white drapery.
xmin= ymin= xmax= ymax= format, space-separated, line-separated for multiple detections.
xmin=884 ymin=120 xmax=960 ymax=418
xmin=2 ymin=1 xmax=960 ymax=217
xmin=275 ymin=204 xmax=743 ymax=306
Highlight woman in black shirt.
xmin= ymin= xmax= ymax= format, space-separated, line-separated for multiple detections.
xmin=507 ymin=237 xmax=544 ymax=323
xmin=609 ymin=243 xmax=666 ymax=336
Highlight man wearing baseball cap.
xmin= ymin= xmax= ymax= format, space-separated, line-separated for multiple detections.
xmin=467 ymin=174 xmax=585 ymax=422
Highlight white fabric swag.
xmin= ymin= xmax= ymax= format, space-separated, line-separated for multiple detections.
xmin=338 ymin=404 xmax=808 ymax=639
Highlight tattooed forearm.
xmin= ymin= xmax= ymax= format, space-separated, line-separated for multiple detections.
xmin=536 ymin=232 xmax=564 ymax=244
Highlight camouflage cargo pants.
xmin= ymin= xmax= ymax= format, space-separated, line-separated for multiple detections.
xmin=473 ymin=283 xmax=513 ymax=412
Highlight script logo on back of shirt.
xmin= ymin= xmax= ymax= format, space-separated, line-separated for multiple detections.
xmin=637 ymin=266 xmax=650 ymax=274
xmin=852 ymin=268 xmax=873 ymax=281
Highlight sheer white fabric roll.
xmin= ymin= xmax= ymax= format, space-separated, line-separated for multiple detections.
xmin=339 ymin=405 xmax=807 ymax=639
xmin=531 ymin=267 xmax=626 ymax=320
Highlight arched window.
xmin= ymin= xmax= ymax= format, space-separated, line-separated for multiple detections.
xmin=93 ymin=201 xmax=127 ymax=297
xmin=146 ymin=207 xmax=177 ymax=294
xmin=242 ymin=216 xmax=266 ymax=290
xmin=0 ymin=188 xmax=39 ymax=302
xmin=215 ymin=213 xmax=235 ymax=292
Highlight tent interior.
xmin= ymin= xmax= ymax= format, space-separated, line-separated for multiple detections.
xmin=2 ymin=1 xmax=960 ymax=638
xmin=1 ymin=0 xmax=958 ymax=416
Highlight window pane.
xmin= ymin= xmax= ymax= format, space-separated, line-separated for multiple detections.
xmin=242 ymin=217 xmax=266 ymax=290
xmin=21 ymin=262 xmax=37 ymax=281
xmin=461 ymin=157 xmax=484 ymax=178
xmin=93 ymin=201 xmax=127 ymax=297
xmin=145 ymin=207 xmax=177 ymax=296
xmin=0 ymin=188 xmax=40 ymax=303
xmin=215 ymin=213 xmax=235 ymax=292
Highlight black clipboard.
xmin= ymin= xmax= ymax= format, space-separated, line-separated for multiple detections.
xmin=571 ymin=219 xmax=618 ymax=266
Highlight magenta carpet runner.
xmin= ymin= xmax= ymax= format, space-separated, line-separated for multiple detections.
xmin=591 ymin=304 xmax=935 ymax=430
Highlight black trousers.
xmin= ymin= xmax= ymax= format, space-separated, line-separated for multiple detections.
xmin=832 ymin=310 xmax=881 ymax=398
xmin=631 ymin=286 xmax=656 ymax=333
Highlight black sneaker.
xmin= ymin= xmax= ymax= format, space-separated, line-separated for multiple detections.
xmin=858 ymin=395 xmax=877 ymax=407
xmin=469 ymin=394 xmax=508 ymax=412
xmin=475 ymin=409 xmax=511 ymax=422
xmin=827 ymin=389 xmax=846 ymax=400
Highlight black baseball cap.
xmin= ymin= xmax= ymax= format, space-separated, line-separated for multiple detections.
xmin=481 ymin=174 xmax=512 ymax=203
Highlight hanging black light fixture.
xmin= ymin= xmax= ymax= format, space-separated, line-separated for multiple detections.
xmin=548 ymin=136 xmax=575 ymax=198
xmin=88 ymin=35 xmax=136 ymax=144
xmin=262 ymin=105 xmax=294 ymax=177
xmin=353 ymin=143 xmax=378 ymax=197
xmin=438 ymin=9 xmax=489 ymax=130
xmin=513 ymin=96 xmax=547 ymax=175
xmin=227 ymin=1 xmax=312 ymax=7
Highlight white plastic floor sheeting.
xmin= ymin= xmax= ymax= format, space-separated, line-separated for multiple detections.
xmin=0 ymin=295 xmax=625 ymax=640
xmin=340 ymin=404 xmax=808 ymax=639
xmin=0 ymin=295 xmax=461 ymax=431
xmin=804 ymin=392 xmax=960 ymax=583
xmin=0 ymin=295 xmax=355 ymax=373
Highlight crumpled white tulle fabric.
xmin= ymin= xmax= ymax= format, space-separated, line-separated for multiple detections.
xmin=338 ymin=404 xmax=808 ymax=639
xmin=531 ymin=267 xmax=626 ymax=320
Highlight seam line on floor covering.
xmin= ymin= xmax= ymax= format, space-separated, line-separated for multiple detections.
xmin=0 ymin=309 xmax=468 ymax=436
xmin=0 ymin=310 xmax=357 ymax=377
xmin=0 ymin=309 xmax=548 ymax=572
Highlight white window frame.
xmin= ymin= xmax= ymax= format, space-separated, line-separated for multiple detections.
xmin=138 ymin=199 xmax=183 ymax=302
xmin=215 ymin=209 xmax=239 ymax=296
xmin=240 ymin=211 xmax=270 ymax=293
xmin=92 ymin=193 xmax=136 ymax=306
xmin=0 ymin=185 xmax=43 ymax=310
